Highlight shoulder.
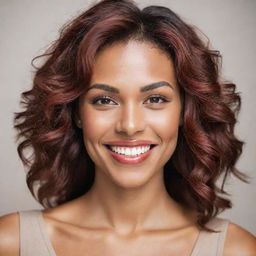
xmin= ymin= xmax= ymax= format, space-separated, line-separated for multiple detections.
xmin=224 ymin=221 xmax=256 ymax=256
xmin=0 ymin=212 xmax=19 ymax=256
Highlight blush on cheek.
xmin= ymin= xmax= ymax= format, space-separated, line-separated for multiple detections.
xmin=81 ymin=109 xmax=115 ymax=143
xmin=147 ymin=110 xmax=180 ymax=136
xmin=162 ymin=130 xmax=180 ymax=167
xmin=149 ymin=110 xmax=180 ymax=160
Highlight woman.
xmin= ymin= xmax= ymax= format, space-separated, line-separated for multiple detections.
xmin=0 ymin=0 xmax=255 ymax=255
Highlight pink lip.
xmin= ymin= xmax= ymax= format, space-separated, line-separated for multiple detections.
xmin=105 ymin=140 xmax=156 ymax=147
xmin=107 ymin=148 xmax=153 ymax=164
xmin=104 ymin=140 xmax=157 ymax=164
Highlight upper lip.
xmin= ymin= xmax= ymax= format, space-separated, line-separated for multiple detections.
xmin=105 ymin=140 xmax=157 ymax=147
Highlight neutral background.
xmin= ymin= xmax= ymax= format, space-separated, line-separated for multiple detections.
xmin=1 ymin=0 xmax=255 ymax=234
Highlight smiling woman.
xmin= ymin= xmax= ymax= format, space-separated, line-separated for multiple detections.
xmin=78 ymin=41 xmax=182 ymax=187
xmin=0 ymin=0 xmax=255 ymax=255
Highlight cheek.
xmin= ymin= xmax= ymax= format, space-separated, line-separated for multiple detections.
xmin=80 ymin=108 xmax=114 ymax=142
xmin=146 ymin=107 xmax=181 ymax=141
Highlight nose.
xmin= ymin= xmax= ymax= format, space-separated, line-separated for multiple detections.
xmin=115 ymin=102 xmax=146 ymax=136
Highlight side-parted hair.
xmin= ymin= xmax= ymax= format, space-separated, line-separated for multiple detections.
xmin=14 ymin=0 xmax=246 ymax=230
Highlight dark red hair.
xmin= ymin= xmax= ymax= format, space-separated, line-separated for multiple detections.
xmin=14 ymin=0 xmax=246 ymax=230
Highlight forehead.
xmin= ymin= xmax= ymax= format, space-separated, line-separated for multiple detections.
xmin=90 ymin=40 xmax=177 ymax=90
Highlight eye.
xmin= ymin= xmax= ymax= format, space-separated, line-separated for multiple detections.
xmin=91 ymin=96 xmax=118 ymax=105
xmin=144 ymin=95 xmax=169 ymax=104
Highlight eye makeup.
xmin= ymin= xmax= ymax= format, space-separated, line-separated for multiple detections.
xmin=90 ymin=95 xmax=118 ymax=105
xmin=144 ymin=95 xmax=170 ymax=104
xmin=89 ymin=93 xmax=171 ymax=107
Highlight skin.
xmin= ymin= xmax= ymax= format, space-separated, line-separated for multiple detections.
xmin=0 ymin=41 xmax=255 ymax=256
xmin=77 ymin=40 xmax=185 ymax=235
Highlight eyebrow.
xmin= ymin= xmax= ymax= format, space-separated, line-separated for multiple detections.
xmin=87 ymin=81 xmax=174 ymax=93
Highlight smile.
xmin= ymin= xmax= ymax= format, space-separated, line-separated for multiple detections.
xmin=108 ymin=145 xmax=151 ymax=156
xmin=105 ymin=144 xmax=156 ymax=164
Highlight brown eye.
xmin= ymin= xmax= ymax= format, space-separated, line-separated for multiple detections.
xmin=144 ymin=96 xmax=169 ymax=104
xmin=91 ymin=96 xmax=118 ymax=105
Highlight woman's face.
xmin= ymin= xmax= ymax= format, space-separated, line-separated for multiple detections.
xmin=79 ymin=40 xmax=182 ymax=188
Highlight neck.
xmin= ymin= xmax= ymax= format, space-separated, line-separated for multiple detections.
xmin=82 ymin=167 xmax=191 ymax=235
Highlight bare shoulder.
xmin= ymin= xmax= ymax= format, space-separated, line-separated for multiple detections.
xmin=0 ymin=213 xmax=19 ymax=256
xmin=224 ymin=221 xmax=256 ymax=256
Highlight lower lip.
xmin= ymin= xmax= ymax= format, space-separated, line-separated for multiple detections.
xmin=106 ymin=147 xmax=154 ymax=164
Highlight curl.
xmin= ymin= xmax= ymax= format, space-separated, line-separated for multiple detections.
xmin=14 ymin=0 xmax=247 ymax=230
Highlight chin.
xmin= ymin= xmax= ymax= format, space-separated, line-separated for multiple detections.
xmin=105 ymin=166 xmax=163 ymax=190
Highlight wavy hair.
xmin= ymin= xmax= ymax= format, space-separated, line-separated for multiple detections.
xmin=14 ymin=0 xmax=246 ymax=230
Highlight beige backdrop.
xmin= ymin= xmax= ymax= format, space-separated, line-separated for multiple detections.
xmin=0 ymin=0 xmax=255 ymax=234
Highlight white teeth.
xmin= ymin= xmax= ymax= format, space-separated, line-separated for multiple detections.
xmin=125 ymin=148 xmax=130 ymax=155
xmin=109 ymin=146 xmax=151 ymax=156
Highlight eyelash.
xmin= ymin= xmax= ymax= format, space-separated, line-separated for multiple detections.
xmin=90 ymin=95 xmax=170 ymax=105
xmin=91 ymin=95 xmax=118 ymax=105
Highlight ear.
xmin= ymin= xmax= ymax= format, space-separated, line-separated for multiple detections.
xmin=73 ymin=99 xmax=82 ymax=128
xmin=75 ymin=118 xmax=82 ymax=128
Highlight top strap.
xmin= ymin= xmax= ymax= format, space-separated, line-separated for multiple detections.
xmin=191 ymin=217 xmax=229 ymax=256
xmin=19 ymin=210 xmax=229 ymax=256
xmin=19 ymin=210 xmax=55 ymax=256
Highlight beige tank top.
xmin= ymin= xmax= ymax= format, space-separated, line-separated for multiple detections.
xmin=19 ymin=210 xmax=229 ymax=256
